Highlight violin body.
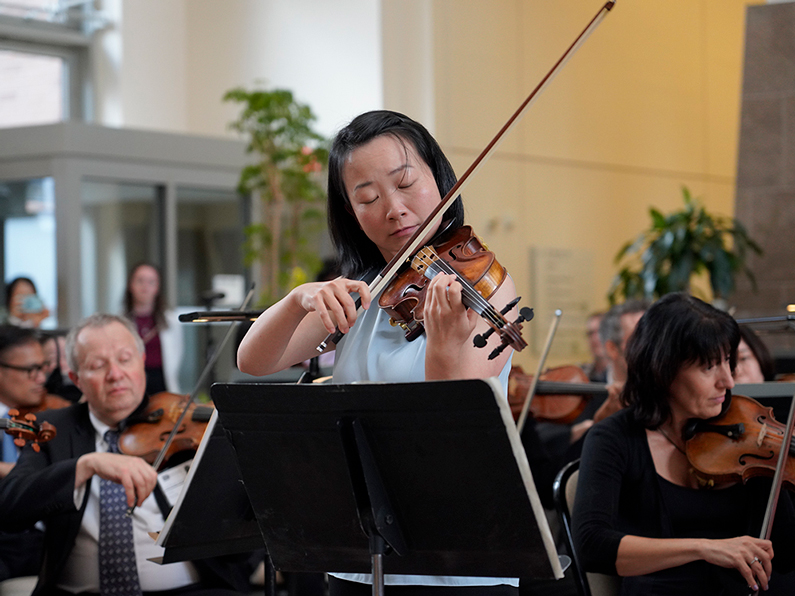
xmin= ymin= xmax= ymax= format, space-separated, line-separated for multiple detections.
xmin=379 ymin=225 xmax=507 ymax=340
xmin=15 ymin=393 xmax=72 ymax=418
xmin=119 ymin=392 xmax=213 ymax=470
xmin=508 ymin=364 xmax=598 ymax=424
xmin=685 ymin=394 xmax=795 ymax=491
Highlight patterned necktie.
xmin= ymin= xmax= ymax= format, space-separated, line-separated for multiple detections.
xmin=99 ymin=430 xmax=143 ymax=596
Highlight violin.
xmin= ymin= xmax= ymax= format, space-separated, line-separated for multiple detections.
xmin=380 ymin=225 xmax=532 ymax=359
xmin=317 ymin=1 xmax=617 ymax=356
xmin=119 ymin=392 xmax=214 ymax=471
xmin=684 ymin=394 xmax=795 ymax=491
xmin=15 ymin=393 xmax=72 ymax=418
xmin=508 ymin=364 xmax=608 ymax=424
xmin=1 ymin=409 xmax=56 ymax=452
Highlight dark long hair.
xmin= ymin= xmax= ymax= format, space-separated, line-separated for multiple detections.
xmin=622 ymin=293 xmax=740 ymax=428
xmin=5 ymin=277 xmax=36 ymax=311
xmin=123 ymin=262 xmax=167 ymax=330
xmin=327 ymin=110 xmax=465 ymax=278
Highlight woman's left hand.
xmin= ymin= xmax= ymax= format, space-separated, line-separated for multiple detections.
xmin=423 ymin=273 xmax=479 ymax=348
xmin=422 ymin=272 xmax=517 ymax=381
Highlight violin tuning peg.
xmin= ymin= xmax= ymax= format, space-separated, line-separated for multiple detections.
xmin=488 ymin=341 xmax=509 ymax=361
xmin=519 ymin=307 xmax=534 ymax=322
xmin=473 ymin=328 xmax=494 ymax=348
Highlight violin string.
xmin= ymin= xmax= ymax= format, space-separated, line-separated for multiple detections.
xmin=425 ymin=258 xmax=505 ymax=328
xmin=428 ymin=256 xmax=526 ymax=348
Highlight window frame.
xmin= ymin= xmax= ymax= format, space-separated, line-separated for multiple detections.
xmin=0 ymin=11 xmax=94 ymax=122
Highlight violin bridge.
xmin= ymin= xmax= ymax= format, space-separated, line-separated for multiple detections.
xmin=411 ymin=247 xmax=440 ymax=278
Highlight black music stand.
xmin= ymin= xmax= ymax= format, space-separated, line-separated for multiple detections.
xmin=153 ymin=410 xmax=264 ymax=562
xmin=211 ymin=378 xmax=565 ymax=594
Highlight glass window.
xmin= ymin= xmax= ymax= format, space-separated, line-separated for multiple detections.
xmin=0 ymin=49 xmax=64 ymax=128
xmin=80 ymin=180 xmax=163 ymax=317
xmin=0 ymin=177 xmax=57 ymax=328
xmin=176 ymin=187 xmax=247 ymax=392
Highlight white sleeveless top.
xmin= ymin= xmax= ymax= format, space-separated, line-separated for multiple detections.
xmin=331 ymin=296 xmax=517 ymax=587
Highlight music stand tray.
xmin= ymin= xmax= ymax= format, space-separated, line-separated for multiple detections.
xmin=211 ymin=378 xmax=563 ymax=581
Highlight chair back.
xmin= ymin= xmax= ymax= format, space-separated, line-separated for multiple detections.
xmin=553 ymin=459 xmax=621 ymax=596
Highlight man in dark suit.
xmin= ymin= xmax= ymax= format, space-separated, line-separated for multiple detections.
xmin=0 ymin=325 xmax=49 ymax=582
xmin=0 ymin=313 xmax=249 ymax=596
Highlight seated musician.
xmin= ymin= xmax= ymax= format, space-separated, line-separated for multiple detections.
xmin=238 ymin=110 xmax=522 ymax=596
xmin=734 ymin=324 xmax=775 ymax=384
xmin=0 ymin=313 xmax=251 ymax=596
xmin=573 ymin=293 xmax=795 ymax=595
xmin=0 ymin=325 xmax=66 ymax=581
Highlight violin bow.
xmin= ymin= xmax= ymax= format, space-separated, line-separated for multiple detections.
xmin=517 ymin=309 xmax=562 ymax=433
xmin=749 ymin=392 xmax=795 ymax=595
xmin=317 ymin=0 xmax=617 ymax=352
xmin=126 ymin=284 xmax=256 ymax=516
xmin=759 ymin=392 xmax=795 ymax=533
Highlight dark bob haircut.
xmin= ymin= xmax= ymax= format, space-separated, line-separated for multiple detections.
xmin=327 ymin=110 xmax=465 ymax=278
xmin=622 ymin=292 xmax=740 ymax=428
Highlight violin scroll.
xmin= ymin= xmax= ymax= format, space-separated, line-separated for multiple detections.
xmin=2 ymin=410 xmax=57 ymax=452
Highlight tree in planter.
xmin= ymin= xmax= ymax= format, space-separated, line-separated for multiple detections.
xmin=608 ymin=187 xmax=762 ymax=306
xmin=224 ymin=87 xmax=329 ymax=305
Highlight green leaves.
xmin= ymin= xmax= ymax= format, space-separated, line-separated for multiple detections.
xmin=225 ymin=86 xmax=329 ymax=305
xmin=608 ymin=186 xmax=762 ymax=305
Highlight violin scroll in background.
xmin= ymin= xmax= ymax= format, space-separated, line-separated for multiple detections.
xmin=685 ymin=394 xmax=795 ymax=491
xmin=1 ymin=410 xmax=56 ymax=452
xmin=118 ymin=392 xmax=214 ymax=470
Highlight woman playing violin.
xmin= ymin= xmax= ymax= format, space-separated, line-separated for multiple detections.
xmin=238 ymin=111 xmax=519 ymax=596
xmin=573 ymin=292 xmax=795 ymax=595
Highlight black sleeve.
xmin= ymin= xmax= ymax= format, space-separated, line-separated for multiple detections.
xmin=572 ymin=416 xmax=632 ymax=575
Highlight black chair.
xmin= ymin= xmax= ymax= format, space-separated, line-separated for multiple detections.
xmin=552 ymin=459 xmax=620 ymax=596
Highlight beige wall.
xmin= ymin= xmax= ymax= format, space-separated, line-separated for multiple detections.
xmin=94 ymin=0 xmax=762 ymax=369
xmin=391 ymin=0 xmax=762 ymax=368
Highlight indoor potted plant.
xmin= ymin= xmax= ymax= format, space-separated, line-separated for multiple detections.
xmin=608 ymin=187 xmax=762 ymax=306
xmin=224 ymin=86 xmax=329 ymax=305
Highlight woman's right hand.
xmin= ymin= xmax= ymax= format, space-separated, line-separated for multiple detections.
xmin=292 ymin=277 xmax=371 ymax=335
xmin=702 ymin=536 xmax=773 ymax=592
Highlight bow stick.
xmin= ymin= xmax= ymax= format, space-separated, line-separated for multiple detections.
xmin=318 ymin=0 xmax=617 ymax=352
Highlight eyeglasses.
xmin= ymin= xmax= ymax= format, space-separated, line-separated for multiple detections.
xmin=0 ymin=361 xmax=48 ymax=379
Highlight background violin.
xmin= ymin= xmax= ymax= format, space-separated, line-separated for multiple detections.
xmin=685 ymin=394 xmax=795 ymax=491
xmin=119 ymin=392 xmax=213 ymax=470
xmin=1 ymin=409 xmax=56 ymax=452
xmin=15 ymin=393 xmax=72 ymax=418
xmin=508 ymin=364 xmax=608 ymax=424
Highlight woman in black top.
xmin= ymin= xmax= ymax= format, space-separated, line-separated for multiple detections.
xmin=573 ymin=292 xmax=795 ymax=595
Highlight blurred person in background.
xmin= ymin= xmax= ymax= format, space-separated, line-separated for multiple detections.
xmin=734 ymin=325 xmax=775 ymax=384
xmin=123 ymin=263 xmax=184 ymax=395
xmin=4 ymin=277 xmax=50 ymax=329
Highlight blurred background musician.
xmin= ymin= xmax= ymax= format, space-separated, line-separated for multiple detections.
xmin=734 ymin=324 xmax=775 ymax=384
xmin=123 ymin=262 xmax=184 ymax=395
xmin=0 ymin=313 xmax=251 ymax=596
xmin=573 ymin=293 xmax=795 ymax=595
